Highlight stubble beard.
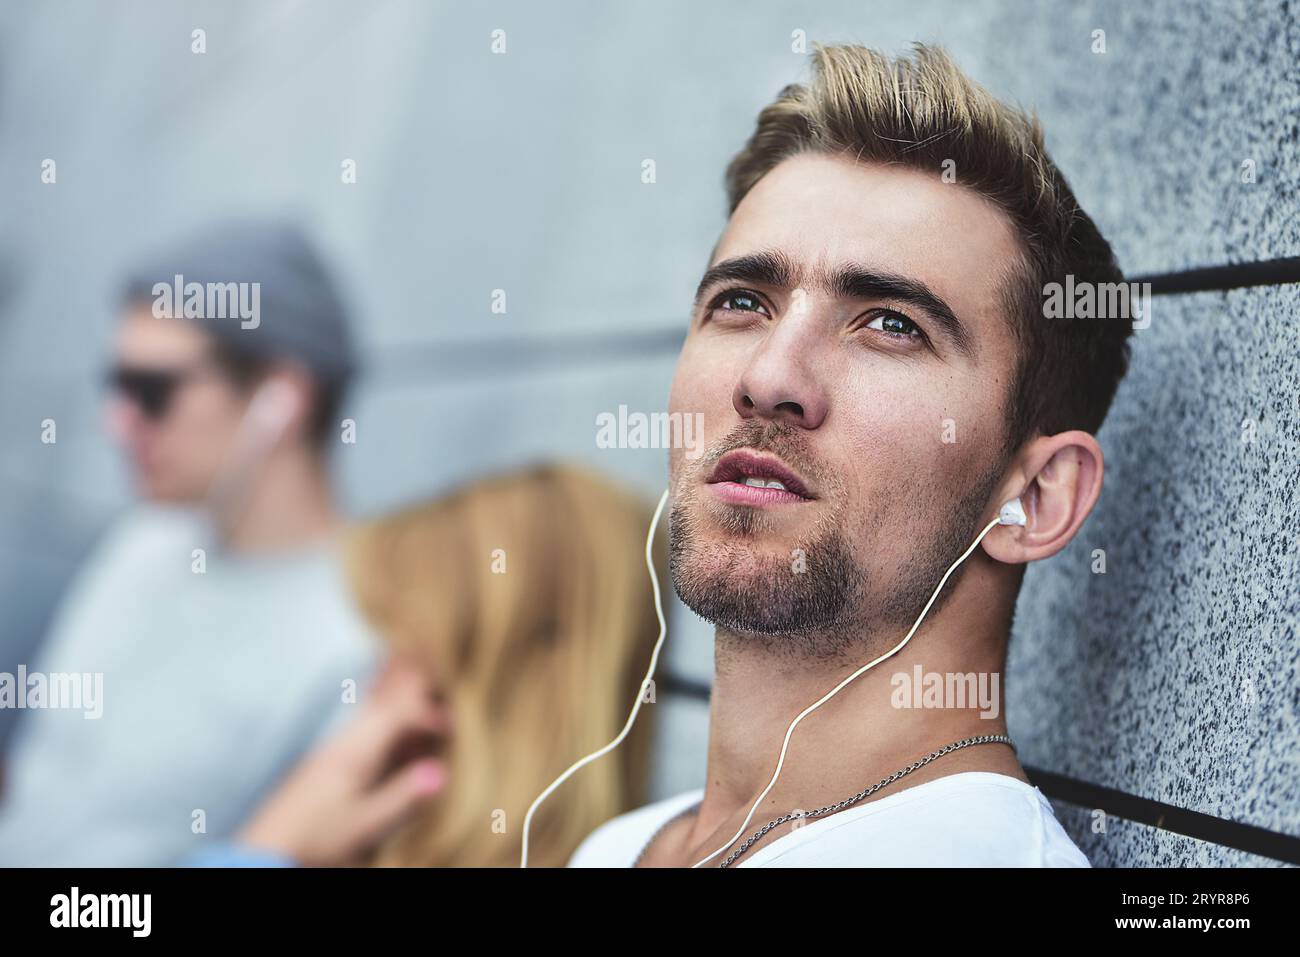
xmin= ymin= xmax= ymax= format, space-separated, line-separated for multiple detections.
xmin=668 ymin=422 xmax=1004 ymax=665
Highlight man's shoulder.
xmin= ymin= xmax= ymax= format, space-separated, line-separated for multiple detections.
xmin=744 ymin=772 xmax=1091 ymax=868
xmin=568 ymin=790 xmax=704 ymax=867
xmin=33 ymin=507 xmax=203 ymax=661
xmin=96 ymin=505 xmax=208 ymax=559
xmin=907 ymin=771 xmax=1092 ymax=867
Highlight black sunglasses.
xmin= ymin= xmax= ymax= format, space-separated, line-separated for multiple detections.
xmin=106 ymin=364 xmax=209 ymax=420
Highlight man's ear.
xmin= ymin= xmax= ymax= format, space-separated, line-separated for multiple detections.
xmin=982 ymin=430 xmax=1105 ymax=565
xmin=244 ymin=364 xmax=313 ymax=448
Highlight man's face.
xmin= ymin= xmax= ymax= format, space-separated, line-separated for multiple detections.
xmin=106 ymin=308 xmax=252 ymax=502
xmin=667 ymin=153 xmax=1025 ymax=658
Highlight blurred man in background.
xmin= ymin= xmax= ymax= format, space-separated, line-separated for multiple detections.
xmin=0 ymin=220 xmax=382 ymax=865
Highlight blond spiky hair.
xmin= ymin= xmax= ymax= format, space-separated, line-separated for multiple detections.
xmin=724 ymin=43 xmax=1130 ymax=448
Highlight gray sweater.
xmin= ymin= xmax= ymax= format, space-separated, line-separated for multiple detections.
xmin=0 ymin=506 xmax=379 ymax=866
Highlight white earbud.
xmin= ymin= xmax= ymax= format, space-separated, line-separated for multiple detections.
xmin=244 ymin=379 xmax=299 ymax=442
xmin=998 ymin=497 xmax=1027 ymax=527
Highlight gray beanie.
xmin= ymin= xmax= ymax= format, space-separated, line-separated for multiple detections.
xmin=120 ymin=219 xmax=358 ymax=389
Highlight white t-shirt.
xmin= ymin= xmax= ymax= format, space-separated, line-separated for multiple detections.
xmin=0 ymin=506 xmax=380 ymax=866
xmin=570 ymin=771 xmax=1091 ymax=867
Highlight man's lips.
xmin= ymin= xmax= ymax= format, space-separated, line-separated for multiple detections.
xmin=706 ymin=449 xmax=815 ymax=505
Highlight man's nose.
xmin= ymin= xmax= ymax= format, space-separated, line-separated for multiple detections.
xmin=731 ymin=318 xmax=829 ymax=430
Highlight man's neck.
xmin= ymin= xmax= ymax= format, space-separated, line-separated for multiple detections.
xmin=687 ymin=558 xmax=1024 ymax=860
xmin=213 ymin=447 xmax=340 ymax=554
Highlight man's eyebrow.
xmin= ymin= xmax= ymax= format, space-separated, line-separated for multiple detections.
xmin=694 ymin=249 xmax=974 ymax=358
xmin=693 ymin=250 xmax=798 ymax=305
xmin=829 ymin=264 xmax=974 ymax=358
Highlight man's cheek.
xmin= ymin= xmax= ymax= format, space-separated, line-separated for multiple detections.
xmin=841 ymin=409 xmax=964 ymax=498
xmin=668 ymin=373 xmax=720 ymax=464
xmin=681 ymin=412 xmax=706 ymax=461
xmin=667 ymin=443 xmax=683 ymax=487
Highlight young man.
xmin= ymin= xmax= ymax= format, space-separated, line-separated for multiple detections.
xmin=0 ymin=220 xmax=380 ymax=865
xmin=571 ymin=44 xmax=1131 ymax=867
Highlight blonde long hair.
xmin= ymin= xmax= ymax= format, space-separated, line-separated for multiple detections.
xmin=345 ymin=463 xmax=664 ymax=867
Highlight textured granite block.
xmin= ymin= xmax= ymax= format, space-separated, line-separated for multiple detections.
xmin=976 ymin=0 xmax=1300 ymax=276
xmin=1009 ymin=283 xmax=1300 ymax=866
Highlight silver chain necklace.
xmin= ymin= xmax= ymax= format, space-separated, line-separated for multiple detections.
xmin=632 ymin=734 xmax=1015 ymax=868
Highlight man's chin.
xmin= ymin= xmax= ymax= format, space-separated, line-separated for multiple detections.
xmin=669 ymin=555 xmax=855 ymax=642
xmin=674 ymin=540 xmax=792 ymax=587
xmin=668 ymin=516 xmax=863 ymax=643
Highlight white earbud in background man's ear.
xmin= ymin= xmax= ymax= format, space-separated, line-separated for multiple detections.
xmin=203 ymin=378 xmax=304 ymax=530
xmin=998 ymin=498 xmax=1027 ymax=527
xmin=244 ymin=379 xmax=299 ymax=443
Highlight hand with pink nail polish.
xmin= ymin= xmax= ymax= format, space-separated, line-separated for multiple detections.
xmin=235 ymin=657 xmax=449 ymax=867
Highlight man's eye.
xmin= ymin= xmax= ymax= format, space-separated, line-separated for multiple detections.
xmin=865 ymin=311 xmax=922 ymax=338
xmin=713 ymin=291 xmax=768 ymax=315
